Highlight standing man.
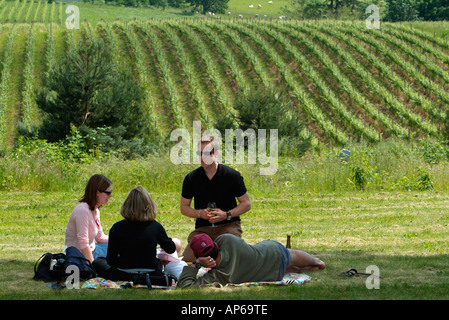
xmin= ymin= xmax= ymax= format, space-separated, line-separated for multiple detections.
xmin=180 ymin=136 xmax=251 ymax=262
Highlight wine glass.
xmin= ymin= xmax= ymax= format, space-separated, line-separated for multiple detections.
xmin=207 ymin=202 xmax=217 ymax=227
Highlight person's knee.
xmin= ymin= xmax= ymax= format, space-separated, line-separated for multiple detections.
xmin=172 ymin=238 xmax=182 ymax=256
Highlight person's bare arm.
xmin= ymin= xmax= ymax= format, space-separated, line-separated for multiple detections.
xmin=180 ymin=196 xmax=208 ymax=220
xmin=80 ymin=246 xmax=94 ymax=263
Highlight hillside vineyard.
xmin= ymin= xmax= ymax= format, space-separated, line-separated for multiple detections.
xmin=1 ymin=14 xmax=449 ymax=148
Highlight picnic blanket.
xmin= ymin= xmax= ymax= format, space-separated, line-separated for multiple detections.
xmin=79 ymin=273 xmax=311 ymax=289
xmin=199 ymin=273 xmax=311 ymax=288
xmin=81 ymin=277 xmax=174 ymax=289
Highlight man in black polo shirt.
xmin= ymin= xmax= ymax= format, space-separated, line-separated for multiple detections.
xmin=180 ymin=136 xmax=251 ymax=262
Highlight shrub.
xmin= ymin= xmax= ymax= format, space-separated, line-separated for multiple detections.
xmin=216 ymin=87 xmax=312 ymax=158
xmin=35 ymin=38 xmax=151 ymax=156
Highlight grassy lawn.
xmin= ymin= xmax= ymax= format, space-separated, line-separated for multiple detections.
xmin=222 ymin=0 xmax=289 ymax=18
xmin=1 ymin=190 xmax=448 ymax=300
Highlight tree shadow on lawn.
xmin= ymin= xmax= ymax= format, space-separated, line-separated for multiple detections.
xmin=1 ymin=251 xmax=448 ymax=300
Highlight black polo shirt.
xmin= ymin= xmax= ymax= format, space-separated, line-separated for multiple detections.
xmin=182 ymin=164 xmax=247 ymax=228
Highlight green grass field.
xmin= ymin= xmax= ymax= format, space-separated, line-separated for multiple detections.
xmin=1 ymin=188 xmax=448 ymax=300
xmin=221 ymin=0 xmax=289 ymax=18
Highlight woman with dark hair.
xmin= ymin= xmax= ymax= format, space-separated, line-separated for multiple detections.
xmin=64 ymin=174 xmax=112 ymax=262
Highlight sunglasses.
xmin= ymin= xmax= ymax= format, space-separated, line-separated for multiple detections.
xmin=100 ymin=190 xmax=113 ymax=195
xmin=197 ymin=148 xmax=215 ymax=156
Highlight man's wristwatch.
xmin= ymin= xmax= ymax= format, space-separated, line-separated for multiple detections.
xmin=193 ymin=261 xmax=202 ymax=269
xmin=226 ymin=211 xmax=232 ymax=221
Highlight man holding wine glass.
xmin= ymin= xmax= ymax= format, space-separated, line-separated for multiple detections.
xmin=180 ymin=136 xmax=251 ymax=262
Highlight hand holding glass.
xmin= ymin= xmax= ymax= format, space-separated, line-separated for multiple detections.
xmin=207 ymin=202 xmax=217 ymax=227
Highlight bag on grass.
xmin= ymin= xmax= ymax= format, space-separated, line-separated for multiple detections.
xmin=33 ymin=246 xmax=97 ymax=283
xmin=33 ymin=252 xmax=67 ymax=282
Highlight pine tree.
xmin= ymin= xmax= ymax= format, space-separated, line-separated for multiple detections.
xmin=36 ymin=38 xmax=149 ymax=152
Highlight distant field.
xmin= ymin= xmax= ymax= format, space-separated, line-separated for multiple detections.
xmin=221 ymin=0 xmax=288 ymax=18
xmin=0 ymin=0 xmax=192 ymax=23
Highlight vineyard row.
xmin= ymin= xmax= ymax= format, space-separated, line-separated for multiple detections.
xmin=0 ymin=19 xmax=448 ymax=149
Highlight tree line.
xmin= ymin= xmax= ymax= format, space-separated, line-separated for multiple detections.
xmin=76 ymin=0 xmax=449 ymax=21
xmin=283 ymin=0 xmax=449 ymax=21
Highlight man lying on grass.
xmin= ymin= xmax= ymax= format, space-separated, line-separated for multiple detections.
xmin=177 ymin=233 xmax=325 ymax=288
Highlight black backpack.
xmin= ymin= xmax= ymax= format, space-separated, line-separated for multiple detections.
xmin=33 ymin=252 xmax=67 ymax=282
xmin=33 ymin=247 xmax=97 ymax=283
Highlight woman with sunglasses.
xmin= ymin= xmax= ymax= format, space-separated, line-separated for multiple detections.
xmin=64 ymin=174 xmax=112 ymax=262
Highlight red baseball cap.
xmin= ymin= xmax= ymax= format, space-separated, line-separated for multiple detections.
xmin=190 ymin=234 xmax=216 ymax=257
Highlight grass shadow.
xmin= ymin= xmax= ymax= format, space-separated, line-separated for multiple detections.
xmin=2 ymin=251 xmax=448 ymax=300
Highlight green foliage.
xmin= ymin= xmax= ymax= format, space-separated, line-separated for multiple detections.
xmin=415 ymin=0 xmax=449 ymax=21
xmin=395 ymin=166 xmax=433 ymax=191
xmin=187 ymin=0 xmax=229 ymax=14
xmin=347 ymin=149 xmax=377 ymax=191
xmin=35 ymin=38 xmax=151 ymax=156
xmin=281 ymin=0 xmax=447 ymax=21
xmin=217 ymin=87 xmax=312 ymax=157
xmin=282 ymin=0 xmax=388 ymax=19
xmin=283 ymin=0 xmax=328 ymax=19
xmin=0 ymin=127 xmax=94 ymax=191
xmin=384 ymin=0 xmax=419 ymax=21
xmin=418 ymin=140 xmax=448 ymax=165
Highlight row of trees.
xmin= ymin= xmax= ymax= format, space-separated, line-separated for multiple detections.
xmin=284 ymin=0 xmax=449 ymax=21
xmin=78 ymin=0 xmax=449 ymax=21
xmin=84 ymin=0 xmax=230 ymax=14
xmin=383 ymin=0 xmax=449 ymax=21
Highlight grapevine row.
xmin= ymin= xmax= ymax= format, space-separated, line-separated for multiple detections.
xmin=0 ymin=24 xmax=19 ymax=150
xmin=342 ymin=24 xmax=448 ymax=119
xmin=256 ymin=22 xmax=380 ymax=142
xmin=44 ymin=22 xmax=56 ymax=77
xmin=112 ymin=21 xmax=161 ymax=137
xmin=383 ymin=25 xmax=449 ymax=84
xmin=0 ymin=0 xmax=62 ymax=23
xmin=96 ymin=20 xmax=121 ymax=64
xmin=162 ymin=21 xmax=212 ymax=125
xmin=192 ymin=20 xmax=250 ymax=95
xmin=392 ymin=23 xmax=449 ymax=54
xmin=169 ymin=21 xmax=235 ymax=124
xmin=207 ymin=20 xmax=271 ymax=89
xmin=22 ymin=23 xmax=37 ymax=130
xmin=132 ymin=21 xmax=185 ymax=129
xmin=275 ymin=21 xmax=408 ymax=140
xmin=312 ymin=23 xmax=438 ymax=136
xmin=207 ymin=21 xmax=316 ymax=145
xmin=227 ymin=21 xmax=349 ymax=145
